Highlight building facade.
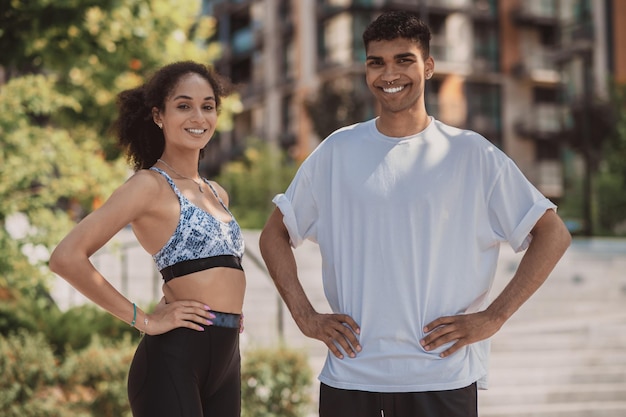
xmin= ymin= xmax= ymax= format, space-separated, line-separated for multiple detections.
xmin=202 ymin=0 xmax=626 ymax=203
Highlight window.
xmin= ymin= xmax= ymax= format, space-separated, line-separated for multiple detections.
xmin=466 ymin=83 xmax=502 ymax=145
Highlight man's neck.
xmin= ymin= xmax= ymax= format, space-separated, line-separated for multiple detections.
xmin=376 ymin=110 xmax=431 ymax=138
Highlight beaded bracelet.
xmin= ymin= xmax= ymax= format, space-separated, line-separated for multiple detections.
xmin=140 ymin=316 xmax=149 ymax=337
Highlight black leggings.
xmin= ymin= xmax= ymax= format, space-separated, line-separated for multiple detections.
xmin=127 ymin=316 xmax=241 ymax=417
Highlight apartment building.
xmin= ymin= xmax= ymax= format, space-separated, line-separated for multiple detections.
xmin=202 ymin=0 xmax=626 ymax=203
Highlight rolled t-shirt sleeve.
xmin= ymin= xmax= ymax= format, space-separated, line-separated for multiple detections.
xmin=272 ymin=167 xmax=318 ymax=248
xmin=488 ymin=158 xmax=557 ymax=252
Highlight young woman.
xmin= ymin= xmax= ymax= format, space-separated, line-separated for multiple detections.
xmin=49 ymin=61 xmax=246 ymax=417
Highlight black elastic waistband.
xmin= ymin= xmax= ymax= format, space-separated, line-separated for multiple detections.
xmin=208 ymin=311 xmax=241 ymax=329
xmin=160 ymin=255 xmax=243 ymax=282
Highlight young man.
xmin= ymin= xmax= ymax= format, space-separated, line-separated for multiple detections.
xmin=259 ymin=11 xmax=571 ymax=417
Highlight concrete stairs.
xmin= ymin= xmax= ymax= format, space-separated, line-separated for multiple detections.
xmin=478 ymin=240 xmax=626 ymax=417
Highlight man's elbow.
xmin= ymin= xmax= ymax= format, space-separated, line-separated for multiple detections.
xmin=558 ymin=220 xmax=572 ymax=252
xmin=259 ymin=227 xmax=273 ymax=257
xmin=551 ymin=210 xmax=572 ymax=249
xmin=539 ymin=209 xmax=572 ymax=252
xmin=259 ymin=209 xmax=288 ymax=257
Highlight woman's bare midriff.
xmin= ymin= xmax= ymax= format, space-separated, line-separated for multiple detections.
xmin=162 ymin=267 xmax=246 ymax=314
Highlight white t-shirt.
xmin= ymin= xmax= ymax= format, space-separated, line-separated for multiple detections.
xmin=273 ymin=117 xmax=555 ymax=392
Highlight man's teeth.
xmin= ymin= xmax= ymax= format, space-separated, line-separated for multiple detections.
xmin=382 ymin=86 xmax=404 ymax=94
xmin=187 ymin=129 xmax=205 ymax=134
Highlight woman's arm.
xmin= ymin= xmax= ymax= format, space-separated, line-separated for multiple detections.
xmin=49 ymin=171 xmax=212 ymax=334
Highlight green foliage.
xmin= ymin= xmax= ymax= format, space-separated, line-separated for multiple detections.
xmin=0 ymin=300 xmax=41 ymax=337
xmin=217 ymin=140 xmax=299 ymax=229
xmin=0 ymin=229 xmax=53 ymax=304
xmin=595 ymin=170 xmax=626 ymax=235
xmin=242 ymin=346 xmax=313 ymax=417
xmin=0 ymin=73 xmax=127 ymax=304
xmin=0 ymin=330 xmax=63 ymax=417
xmin=0 ymin=75 xmax=125 ymax=222
xmin=306 ymin=79 xmax=367 ymax=140
xmin=555 ymin=153 xmax=585 ymax=234
xmin=0 ymin=296 xmax=140 ymax=355
xmin=0 ymin=0 xmax=219 ymax=158
xmin=43 ymin=304 xmax=141 ymax=356
xmin=594 ymin=82 xmax=626 ymax=235
xmin=0 ymin=0 xmax=236 ymax=308
xmin=559 ymin=81 xmax=626 ymax=236
xmin=59 ymin=336 xmax=136 ymax=417
xmin=0 ymin=299 xmax=138 ymax=415
xmin=0 ymin=297 xmax=315 ymax=417
xmin=0 ymin=328 xmax=136 ymax=417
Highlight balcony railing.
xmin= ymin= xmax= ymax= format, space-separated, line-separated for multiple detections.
xmin=511 ymin=0 xmax=558 ymax=27
xmin=518 ymin=0 xmax=557 ymax=18
xmin=515 ymin=103 xmax=566 ymax=140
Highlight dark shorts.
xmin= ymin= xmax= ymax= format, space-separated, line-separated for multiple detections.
xmin=319 ymin=382 xmax=477 ymax=417
xmin=127 ymin=313 xmax=241 ymax=417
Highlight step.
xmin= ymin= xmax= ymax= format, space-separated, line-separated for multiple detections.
xmin=488 ymin=364 xmax=626 ymax=385
xmin=480 ymin=383 xmax=626 ymax=405
xmin=479 ymin=400 xmax=626 ymax=417
xmin=490 ymin=349 xmax=626 ymax=368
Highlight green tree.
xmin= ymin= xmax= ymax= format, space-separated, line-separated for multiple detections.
xmin=305 ymin=79 xmax=367 ymax=141
xmin=0 ymin=74 xmax=125 ymax=304
xmin=0 ymin=331 xmax=63 ymax=417
xmin=241 ymin=347 xmax=313 ymax=417
xmin=595 ymin=83 xmax=626 ymax=235
xmin=217 ymin=140 xmax=299 ymax=229
xmin=0 ymin=1 xmax=235 ymax=305
xmin=1 ymin=0 xmax=221 ymax=159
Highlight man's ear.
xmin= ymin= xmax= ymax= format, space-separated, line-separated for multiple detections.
xmin=425 ymin=56 xmax=435 ymax=79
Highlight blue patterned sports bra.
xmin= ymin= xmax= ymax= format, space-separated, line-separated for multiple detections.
xmin=150 ymin=167 xmax=245 ymax=281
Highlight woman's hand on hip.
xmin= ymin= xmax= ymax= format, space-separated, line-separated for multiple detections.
xmin=145 ymin=297 xmax=215 ymax=335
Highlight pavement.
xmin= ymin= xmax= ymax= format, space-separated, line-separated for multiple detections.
xmin=51 ymin=229 xmax=626 ymax=417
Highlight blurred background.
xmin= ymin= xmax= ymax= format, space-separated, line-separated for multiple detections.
xmin=1 ymin=0 xmax=625 ymax=416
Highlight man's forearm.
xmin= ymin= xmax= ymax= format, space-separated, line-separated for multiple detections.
xmin=487 ymin=209 xmax=571 ymax=324
xmin=259 ymin=209 xmax=316 ymax=324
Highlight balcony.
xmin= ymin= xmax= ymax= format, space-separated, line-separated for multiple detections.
xmin=472 ymin=56 xmax=497 ymax=73
xmin=468 ymin=112 xmax=501 ymax=144
xmin=536 ymin=159 xmax=563 ymax=198
xmin=511 ymin=48 xmax=560 ymax=84
xmin=211 ymin=0 xmax=255 ymax=17
xmin=318 ymin=0 xmax=373 ymax=19
xmin=515 ymin=103 xmax=565 ymax=141
xmin=425 ymin=0 xmax=471 ymax=12
xmin=430 ymin=36 xmax=473 ymax=75
xmin=511 ymin=0 xmax=558 ymax=28
xmin=553 ymin=21 xmax=594 ymax=63
xmin=425 ymin=0 xmax=496 ymax=19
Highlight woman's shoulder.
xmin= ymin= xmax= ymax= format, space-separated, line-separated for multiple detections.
xmin=112 ymin=168 xmax=167 ymax=201
xmin=82 ymin=169 xmax=166 ymax=228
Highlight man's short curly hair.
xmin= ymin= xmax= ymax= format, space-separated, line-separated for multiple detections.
xmin=362 ymin=11 xmax=432 ymax=59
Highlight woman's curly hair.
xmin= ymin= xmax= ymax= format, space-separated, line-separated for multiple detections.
xmin=114 ymin=61 xmax=231 ymax=171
